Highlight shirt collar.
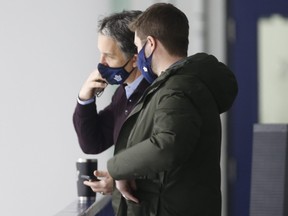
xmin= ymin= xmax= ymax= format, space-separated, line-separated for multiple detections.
xmin=124 ymin=75 xmax=144 ymax=99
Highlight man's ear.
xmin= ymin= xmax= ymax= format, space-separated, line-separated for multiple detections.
xmin=146 ymin=36 xmax=156 ymax=55
xmin=131 ymin=54 xmax=138 ymax=68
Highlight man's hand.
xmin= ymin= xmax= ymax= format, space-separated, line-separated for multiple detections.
xmin=79 ymin=70 xmax=107 ymax=100
xmin=83 ymin=170 xmax=113 ymax=195
xmin=116 ymin=179 xmax=139 ymax=203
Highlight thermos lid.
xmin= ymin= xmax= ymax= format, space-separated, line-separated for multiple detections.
xmin=77 ymin=158 xmax=98 ymax=163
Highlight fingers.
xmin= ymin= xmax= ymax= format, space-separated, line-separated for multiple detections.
xmin=116 ymin=180 xmax=139 ymax=203
xmin=94 ymin=170 xmax=109 ymax=178
xmin=89 ymin=70 xmax=107 ymax=86
xmin=130 ymin=180 xmax=137 ymax=191
xmin=78 ymin=70 xmax=107 ymax=100
xmin=122 ymin=192 xmax=139 ymax=204
xmin=83 ymin=180 xmax=96 ymax=187
xmin=83 ymin=180 xmax=103 ymax=193
xmin=83 ymin=175 xmax=114 ymax=195
xmin=91 ymin=80 xmax=107 ymax=89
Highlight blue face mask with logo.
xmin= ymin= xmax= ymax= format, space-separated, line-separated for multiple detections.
xmin=137 ymin=43 xmax=157 ymax=84
xmin=98 ymin=59 xmax=134 ymax=85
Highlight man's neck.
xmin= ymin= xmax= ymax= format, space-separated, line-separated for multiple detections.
xmin=125 ymin=69 xmax=142 ymax=84
xmin=155 ymin=55 xmax=185 ymax=76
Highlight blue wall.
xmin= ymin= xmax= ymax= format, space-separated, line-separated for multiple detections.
xmin=227 ymin=0 xmax=288 ymax=215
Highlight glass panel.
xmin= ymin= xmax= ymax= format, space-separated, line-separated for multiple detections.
xmin=258 ymin=15 xmax=288 ymax=123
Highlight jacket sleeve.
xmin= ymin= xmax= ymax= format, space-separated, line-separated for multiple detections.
xmin=72 ymin=99 xmax=115 ymax=154
xmin=107 ymin=90 xmax=202 ymax=179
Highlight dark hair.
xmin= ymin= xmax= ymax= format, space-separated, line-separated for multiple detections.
xmin=98 ymin=10 xmax=142 ymax=58
xmin=130 ymin=3 xmax=189 ymax=57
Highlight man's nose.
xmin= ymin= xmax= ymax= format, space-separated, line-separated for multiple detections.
xmin=99 ymin=55 xmax=107 ymax=65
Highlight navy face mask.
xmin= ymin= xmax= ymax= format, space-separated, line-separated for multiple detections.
xmin=98 ymin=59 xmax=134 ymax=85
xmin=137 ymin=43 xmax=157 ymax=84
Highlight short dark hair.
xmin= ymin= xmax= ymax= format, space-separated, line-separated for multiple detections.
xmin=98 ymin=10 xmax=142 ymax=58
xmin=130 ymin=3 xmax=189 ymax=57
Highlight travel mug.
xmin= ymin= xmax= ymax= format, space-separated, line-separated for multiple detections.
xmin=76 ymin=158 xmax=98 ymax=202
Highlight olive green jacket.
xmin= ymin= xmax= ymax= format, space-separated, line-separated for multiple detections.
xmin=107 ymin=53 xmax=238 ymax=216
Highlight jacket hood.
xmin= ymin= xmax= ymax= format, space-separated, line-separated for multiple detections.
xmin=166 ymin=53 xmax=238 ymax=114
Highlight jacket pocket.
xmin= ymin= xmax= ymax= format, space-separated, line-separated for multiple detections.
xmin=126 ymin=196 xmax=159 ymax=216
xmin=126 ymin=200 xmax=146 ymax=216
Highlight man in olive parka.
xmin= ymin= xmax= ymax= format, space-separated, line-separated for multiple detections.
xmin=107 ymin=3 xmax=238 ymax=216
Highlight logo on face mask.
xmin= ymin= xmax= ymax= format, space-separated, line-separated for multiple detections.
xmin=98 ymin=59 xmax=134 ymax=85
xmin=137 ymin=43 xmax=157 ymax=84
xmin=142 ymin=66 xmax=148 ymax=72
xmin=113 ymin=75 xmax=123 ymax=82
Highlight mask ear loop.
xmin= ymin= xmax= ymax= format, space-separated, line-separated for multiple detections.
xmin=95 ymin=90 xmax=104 ymax=97
xmin=94 ymin=80 xmax=108 ymax=97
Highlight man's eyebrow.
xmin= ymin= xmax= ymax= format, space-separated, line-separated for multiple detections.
xmin=102 ymin=52 xmax=115 ymax=57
